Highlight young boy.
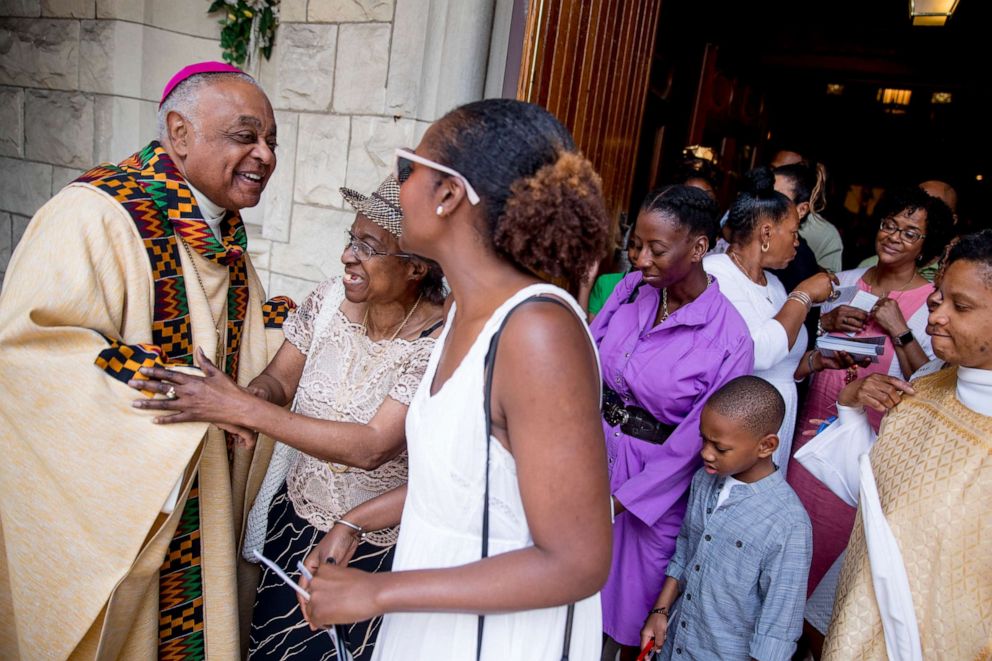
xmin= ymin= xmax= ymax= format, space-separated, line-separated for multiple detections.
xmin=640 ymin=375 xmax=812 ymax=660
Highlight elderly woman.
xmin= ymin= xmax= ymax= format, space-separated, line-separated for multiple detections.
xmin=787 ymin=185 xmax=953 ymax=596
xmin=592 ymin=185 xmax=754 ymax=659
xmin=703 ymin=167 xmax=837 ymax=474
xmin=131 ymin=175 xmax=446 ymax=660
xmin=299 ymin=99 xmax=613 ymax=660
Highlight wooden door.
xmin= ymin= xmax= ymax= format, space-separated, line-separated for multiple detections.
xmin=517 ymin=0 xmax=663 ymax=230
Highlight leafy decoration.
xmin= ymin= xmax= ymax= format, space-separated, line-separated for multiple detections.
xmin=207 ymin=0 xmax=280 ymax=69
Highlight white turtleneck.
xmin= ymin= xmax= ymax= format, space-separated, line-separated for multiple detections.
xmin=955 ymin=366 xmax=992 ymax=416
xmin=187 ymin=182 xmax=226 ymax=241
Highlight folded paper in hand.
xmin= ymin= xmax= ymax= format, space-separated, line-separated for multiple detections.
xmin=848 ymin=289 xmax=879 ymax=313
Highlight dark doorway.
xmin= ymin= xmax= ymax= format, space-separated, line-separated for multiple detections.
xmin=629 ymin=0 xmax=991 ymax=268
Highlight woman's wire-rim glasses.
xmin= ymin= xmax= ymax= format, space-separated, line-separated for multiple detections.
xmin=394 ymin=148 xmax=481 ymax=206
xmin=346 ymin=231 xmax=412 ymax=261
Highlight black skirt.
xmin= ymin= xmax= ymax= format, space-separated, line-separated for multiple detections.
xmin=247 ymin=482 xmax=395 ymax=661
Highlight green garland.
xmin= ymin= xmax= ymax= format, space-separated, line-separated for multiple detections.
xmin=208 ymin=0 xmax=280 ymax=68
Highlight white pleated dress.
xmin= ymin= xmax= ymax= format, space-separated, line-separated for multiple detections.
xmin=371 ymin=283 xmax=602 ymax=661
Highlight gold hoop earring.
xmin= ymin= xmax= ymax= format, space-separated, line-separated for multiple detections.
xmin=761 ymin=242 xmax=770 ymax=253
xmin=435 ymin=205 xmax=445 ymax=216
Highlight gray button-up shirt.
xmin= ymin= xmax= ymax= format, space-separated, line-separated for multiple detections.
xmin=660 ymin=467 xmax=812 ymax=661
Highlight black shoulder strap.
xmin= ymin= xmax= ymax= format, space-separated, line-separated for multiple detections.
xmin=477 ymin=294 xmax=575 ymax=661
xmin=418 ymin=318 xmax=445 ymax=338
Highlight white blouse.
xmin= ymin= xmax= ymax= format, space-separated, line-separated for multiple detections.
xmin=704 ymin=253 xmax=807 ymax=471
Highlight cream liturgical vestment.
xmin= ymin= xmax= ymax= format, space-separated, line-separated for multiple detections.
xmin=0 ymin=143 xmax=285 ymax=660
xmin=823 ymin=366 xmax=992 ymax=660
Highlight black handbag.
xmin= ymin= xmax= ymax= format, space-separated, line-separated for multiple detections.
xmin=475 ymin=295 xmax=576 ymax=661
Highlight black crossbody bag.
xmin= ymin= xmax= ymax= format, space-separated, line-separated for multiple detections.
xmin=476 ymin=295 xmax=576 ymax=661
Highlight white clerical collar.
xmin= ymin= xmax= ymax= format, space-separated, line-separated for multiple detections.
xmin=187 ymin=182 xmax=226 ymax=241
xmin=957 ymin=366 xmax=992 ymax=416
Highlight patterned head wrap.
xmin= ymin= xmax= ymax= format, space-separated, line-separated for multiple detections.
xmin=340 ymin=175 xmax=404 ymax=238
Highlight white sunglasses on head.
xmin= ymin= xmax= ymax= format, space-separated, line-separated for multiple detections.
xmin=394 ymin=148 xmax=481 ymax=206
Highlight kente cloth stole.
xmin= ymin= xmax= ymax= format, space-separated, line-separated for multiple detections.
xmin=75 ymin=141 xmax=249 ymax=660
xmin=262 ymin=295 xmax=296 ymax=328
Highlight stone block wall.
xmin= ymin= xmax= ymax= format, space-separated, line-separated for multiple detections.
xmin=0 ymin=0 xmax=506 ymax=301
xmin=0 ymin=0 xmax=220 ymax=287
xmin=243 ymin=0 xmax=500 ymax=303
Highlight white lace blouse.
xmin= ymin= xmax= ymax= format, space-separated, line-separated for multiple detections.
xmin=278 ymin=277 xmax=436 ymax=546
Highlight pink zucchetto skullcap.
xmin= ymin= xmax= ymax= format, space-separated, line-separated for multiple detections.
xmin=159 ymin=61 xmax=249 ymax=107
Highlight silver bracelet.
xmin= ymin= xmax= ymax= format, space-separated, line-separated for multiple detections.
xmin=787 ymin=290 xmax=812 ymax=310
xmin=334 ymin=518 xmax=366 ymax=541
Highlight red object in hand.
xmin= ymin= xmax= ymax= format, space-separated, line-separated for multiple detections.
xmin=636 ymin=640 xmax=656 ymax=661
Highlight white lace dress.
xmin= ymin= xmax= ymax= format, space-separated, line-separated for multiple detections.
xmin=245 ymin=277 xmax=438 ymax=660
xmin=371 ymin=283 xmax=603 ymax=661
xmin=246 ymin=277 xmax=436 ymax=550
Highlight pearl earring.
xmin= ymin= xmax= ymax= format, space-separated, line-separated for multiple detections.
xmin=436 ymin=205 xmax=445 ymax=216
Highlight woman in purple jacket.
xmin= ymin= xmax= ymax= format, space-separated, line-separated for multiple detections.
xmin=591 ymin=185 xmax=755 ymax=658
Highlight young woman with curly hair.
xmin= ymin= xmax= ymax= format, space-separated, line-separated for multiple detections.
xmin=591 ymin=185 xmax=755 ymax=659
xmin=298 ymin=99 xmax=614 ymax=660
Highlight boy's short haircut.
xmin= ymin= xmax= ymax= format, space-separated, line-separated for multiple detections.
xmin=705 ymin=375 xmax=785 ymax=437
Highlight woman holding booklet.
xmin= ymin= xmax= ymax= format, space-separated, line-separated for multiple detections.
xmin=787 ymin=184 xmax=954 ymax=597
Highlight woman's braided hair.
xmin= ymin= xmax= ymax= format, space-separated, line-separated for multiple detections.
xmin=640 ymin=184 xmax=720 ymax=247
xmin=725 ymin=166 xmax=793 ymax=244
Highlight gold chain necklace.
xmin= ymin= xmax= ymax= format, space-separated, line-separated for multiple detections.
xmin=326 ymin=294 xmax=423 ymax=475
xmin=658 ymin=274 xmax=713 ymax=324
xmin=362 ymin=294 xmax=423 ymax=342
xmin=179 ymin=238 xmax=227 ymax=366
xmin=728 ymin=250 xmax=767 ymax=286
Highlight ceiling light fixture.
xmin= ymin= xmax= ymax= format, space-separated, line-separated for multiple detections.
xmin=878 ymin=88 xmax=912 ymax=106
xmin=909 ymin=0 xmax=960 ymax=26
xmin=878 ymin=88 xmax=912 ymax=115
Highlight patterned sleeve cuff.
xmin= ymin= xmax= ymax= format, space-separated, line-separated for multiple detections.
xmin=749 ymin=633 xmax=796 ymax=661
xmin=262 ymin=295 xmax=297 ymax=329
xmin=94 ymin=333 xmax=170 ymax=397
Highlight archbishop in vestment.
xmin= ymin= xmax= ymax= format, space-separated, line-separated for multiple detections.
xmin=0 ymin=62 xmax=288 ymax=660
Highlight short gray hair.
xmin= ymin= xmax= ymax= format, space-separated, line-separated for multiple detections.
xmin=157 ymin=72 xmax=260 ymax=140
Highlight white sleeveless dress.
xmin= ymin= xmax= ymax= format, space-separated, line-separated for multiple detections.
xmin=371 ymin=283 xmax=603 ymax=661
